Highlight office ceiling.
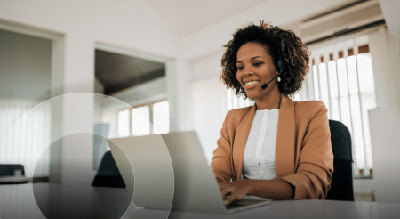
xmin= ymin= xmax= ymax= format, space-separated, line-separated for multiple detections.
xmin=95 ymin=49 xmax=165 ymax=95
xmin=148 ymin=0 xmax=366 ymax=38
xmin=147 ymin=0 xmax=270 ymax=37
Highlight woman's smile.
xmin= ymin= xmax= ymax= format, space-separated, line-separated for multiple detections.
xmin=243 ymin=80 xmax=260 ymax=88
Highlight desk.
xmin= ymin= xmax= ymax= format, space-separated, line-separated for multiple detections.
xmin=1 ymin=183 xmax=400 ymax=219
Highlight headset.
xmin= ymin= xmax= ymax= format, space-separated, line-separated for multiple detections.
xmin=261 ymin=56 xmax=285 ymax=90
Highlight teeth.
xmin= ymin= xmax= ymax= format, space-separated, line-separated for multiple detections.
xmin=245 ymin=81 xmax=260 ymax=86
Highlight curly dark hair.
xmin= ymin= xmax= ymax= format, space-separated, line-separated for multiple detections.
xmin=220 ymin=21 xmax=309 ymax=98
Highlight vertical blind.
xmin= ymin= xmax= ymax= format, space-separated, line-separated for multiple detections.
xmin=307 ymin=37 xmax=376 ymax=176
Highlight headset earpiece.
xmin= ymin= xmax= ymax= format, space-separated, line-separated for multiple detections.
xmin=276 ymin=59 xmax=285 ymax=74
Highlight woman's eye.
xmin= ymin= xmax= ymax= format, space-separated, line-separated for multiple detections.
xmin=254 ymin=62 xmax=263 ymax=66
xmin=236 ymin=66 xmax=244 ymax=70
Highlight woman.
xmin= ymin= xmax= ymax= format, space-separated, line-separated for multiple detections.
xmin=211 ymin=22 xmax=333 ymax=205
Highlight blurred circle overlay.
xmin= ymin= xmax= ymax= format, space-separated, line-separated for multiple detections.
xmin=7 ymin=93 xmax=176 ymax=219
xmin=33 ymin=134 xmax=132 ymax=219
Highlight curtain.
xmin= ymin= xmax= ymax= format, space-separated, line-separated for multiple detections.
xmin=190 ymin=77 xmax=228 ymax=164
xmin=0 ymin=99 xmax=51 ymax=177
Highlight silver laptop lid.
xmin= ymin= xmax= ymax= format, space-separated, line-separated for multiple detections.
xmin=161 ymin=131 xmax=228 ymax=214
xmin=108 ymin=134 xmax=174 ymax=211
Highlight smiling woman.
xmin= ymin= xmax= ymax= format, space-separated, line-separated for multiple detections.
xmin=212 ymin=22 xmax=333 ymax=205
xmin=235 ymin=42 xmax=281 ymax=109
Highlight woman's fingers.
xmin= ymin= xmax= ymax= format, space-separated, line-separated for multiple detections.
xmin=224 ymin=191 xmax=245 ymax=206
xmin=219 ymin=182 xmax=232 ymax=197
xmin=224 ymin=193 xmax=236 ymax=206
xmin=220 ymin=188 xmax=228 ymax=198
xmin=220 ymin=185 xmax=233 ymax=198
xmin=219 ymin=181 xmax=248 ymax=205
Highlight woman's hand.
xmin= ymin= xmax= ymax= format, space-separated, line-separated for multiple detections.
xmin=219 ymin=180 xmax=252 ymax=206
xmin=218 ymin=179 xmax=294 ymax=204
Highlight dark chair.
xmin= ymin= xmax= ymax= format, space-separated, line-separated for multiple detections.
xmin=0 ymin=164 xmax=28 ymax=184
xmin=326 ymin=120 xmax=355 ymax=201
xmin=92 ymin=151 xmax=125 ymax=188
xmin=0 ymin=164 xmax=25 ymax=177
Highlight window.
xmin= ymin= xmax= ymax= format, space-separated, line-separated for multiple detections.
xmin=153 ymin=101 xmax=169 ymax=134
xmin=117 ymin=100 xmax=170 ymax=136
xmin=132 ymin=105 xmax=150 ymax=135
xmin=117 ymin=109 xmax=130 ymax=137
xmin=307 ymin=37 xmax=376 ymax=177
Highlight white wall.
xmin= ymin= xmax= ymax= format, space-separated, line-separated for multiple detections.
xmin=173 ymin=58 xmax=194 ymax=131
xmin=369 ymin=108 xmax=400 ymax=202
xmin=369 ymin=28 xmax=400 ymax=121
xmin=367 ymin=26 xmax=400 ymax=202
xmin=380 ymin=0 xmax=400 ymax=34
xmin=192 ymin=49 xmax=224 ymax=81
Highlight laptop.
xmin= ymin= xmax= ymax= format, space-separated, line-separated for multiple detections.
xmin=108 ymin=131 xmax=271 ymax=214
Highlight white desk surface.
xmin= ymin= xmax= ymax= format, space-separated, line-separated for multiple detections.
xmin=1 ymin=183 xmax=400 ymax=219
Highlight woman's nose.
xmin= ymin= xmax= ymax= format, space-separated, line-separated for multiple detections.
xmin=243 ymin=65 xmax=253 ymax=77
xmin=244 ymin=71 xmax=253 ymax=77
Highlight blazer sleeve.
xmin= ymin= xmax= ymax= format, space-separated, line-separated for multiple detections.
xmin=211 ymin=111 xmax=233 ymax=183
xmin=281 ymin=102 xmax=333 ymax=199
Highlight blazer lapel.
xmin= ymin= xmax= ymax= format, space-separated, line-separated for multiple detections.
xmin=276 ymin=94 xmax=296 ymax=178
xmin=233 ymin=104 xmax=256 ymax=180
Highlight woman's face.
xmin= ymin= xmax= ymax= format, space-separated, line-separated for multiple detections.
xmin=235 ymin=42 xmax=279 ymax=100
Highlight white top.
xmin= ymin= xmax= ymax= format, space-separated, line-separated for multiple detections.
xmin=242 ymin=109 xmax=279 ymax=180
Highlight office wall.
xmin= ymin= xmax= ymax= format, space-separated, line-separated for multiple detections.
xmin=368 ymin=27 xmax=400 ymax=202
xmin=369 ymin=108 xmax=400 ymax=202
xmin=191 ymin=49 xmax=224 ymax=81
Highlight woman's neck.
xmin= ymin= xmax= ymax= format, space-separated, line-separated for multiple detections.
xmin=255 ymin=91 xmax=281 ymax=110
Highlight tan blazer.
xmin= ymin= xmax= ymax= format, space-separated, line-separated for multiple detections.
xmin=211 ymin=94 xmax=333 ymax=199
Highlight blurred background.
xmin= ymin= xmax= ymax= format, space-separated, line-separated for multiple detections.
xmin=0 ymin=0 xmax=399 ymax=205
